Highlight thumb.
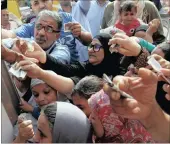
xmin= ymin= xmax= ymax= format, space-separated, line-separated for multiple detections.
xmin=27 ymin=57 xmax=39 ymax=64
xmin=32 ymin=41 xmax=41 ymax=51
xmin=138 ymin=68 xmax=158 ymax=84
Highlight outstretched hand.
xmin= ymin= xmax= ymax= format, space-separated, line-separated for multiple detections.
xmin=108 ymin=33 xmax=141 ymax=56
xmin=103 ymin=68 xmax=158 ymax=120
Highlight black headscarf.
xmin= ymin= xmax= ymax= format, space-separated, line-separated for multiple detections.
xmin=86 ymin=33 xmax=121 ymax=78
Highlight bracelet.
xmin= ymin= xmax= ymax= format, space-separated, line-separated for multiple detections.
xmin=134 ymin=47 xmax=150 ymax=69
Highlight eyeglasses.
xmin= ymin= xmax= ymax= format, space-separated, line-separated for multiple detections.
xmin=88 ymin=43 xmax=102 ymax=52
xmin=35 ymin=23 xmax=60 ymax=33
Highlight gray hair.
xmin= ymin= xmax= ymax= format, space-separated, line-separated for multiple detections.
xmin=71 ymin=75 xmax=104 ymax=99
xmin=41 ymin=102 xmax=57 ymax=128
xmin=36 ymin=10 xmax=62 ymax=30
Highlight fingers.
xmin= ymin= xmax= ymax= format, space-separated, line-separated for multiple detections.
xmin=15 ymin=60 xmax=33 ymax=69
xmin=138 ymin=68 xmax=158 ymax=84
xmin=151 ymin=54 xmax=163 ymax=61
xmin=163 ymin=84 xmax=170 ymax=93
xmin=26 ymin=57 xmax=39 ymax=64
xmin=160 ymin=68 xmax=170 ymax=77
xmin=31 ymin=41 xmax=41 ymax=51
xmin=108 ymin=37 xmax=125 ymax=47
xmin=70 ymin=23 xmax=81 ymax=37
xmin=103 ymin=83 xmax=121 ymax=100
xmin=117 ymin=47 xmax=132 ymax=56
xmin=19 ymin=120 xmax=32 ymax=128
xmin=165 ymin=94 xmax=170 ymax=101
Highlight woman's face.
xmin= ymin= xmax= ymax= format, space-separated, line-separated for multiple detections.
xmin=72 ymin=94 xmax=91 ymax=117
xmin=151 ymin=47 xmax=165 ymax=58
xmin=88 ymin=39 xmax=105 ymax=65
xmin=33 ymin=114 xmax=52 ymax=143
xmin=120 ymin=7 xmax=137 ymax=25
xmin=32 ymin=83 xmax=57 ymax=107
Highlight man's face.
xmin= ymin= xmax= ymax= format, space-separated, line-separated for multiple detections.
xmin=31 ymin=0 xmax=53 ymax=15
xmin=34 ymin=15 xmax=60 ymax=50
xmin=1 ymin=9 xmax=9 ymax=26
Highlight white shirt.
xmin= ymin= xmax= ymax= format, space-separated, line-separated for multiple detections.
xmin=86 ymin=0 xmax=109 ymax=37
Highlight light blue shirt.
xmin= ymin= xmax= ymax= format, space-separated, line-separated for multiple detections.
xmin=14 ymin=12 xmax=79 ymax=63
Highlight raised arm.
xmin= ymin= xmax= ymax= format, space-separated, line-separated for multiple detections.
xmin=16 ymin=59 xmax=76 ymax=94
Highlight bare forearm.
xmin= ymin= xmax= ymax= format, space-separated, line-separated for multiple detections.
xmin=39 ymin=70 xmax=74 ymax=94
xmin=13 ymin=136 xmax=26 ymax=143
xmin=1 ymin=45 xmax=18 ymax=63
xmin=141 ymin=101 xmax=170 ymax=142
xmin=78 ymin=31 xmax=92 ymax=46
xmin=143 ymin=33 xmax=153 ymax=43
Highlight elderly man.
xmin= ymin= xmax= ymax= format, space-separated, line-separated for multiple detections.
xmin=2 ymin=10 xmax=70 ymax=64
xmin=2 ymin=0 xmax=92 ymax=63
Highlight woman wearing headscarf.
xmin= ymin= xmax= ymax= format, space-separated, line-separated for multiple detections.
xmin=34 ymin=102 xmax=92 ymax=143
xmin=17 ymin=33 xmax=122 ymax=79
xmin=14 ymin=102 xmax=92 ymax=143
xmin=19 ymin=78 xmax=69 ymax=120
xmin=13 ymin=79 xmax=69 ymax=143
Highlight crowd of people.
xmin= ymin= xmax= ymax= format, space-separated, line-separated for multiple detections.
xmin=1 ymin=0 xmax=170 ymax=143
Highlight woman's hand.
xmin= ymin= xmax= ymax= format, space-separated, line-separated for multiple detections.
xmin=20 ymin=98 xmax=33 ymax=112
xmin=89 ymin=110 xmax=104 ymax=138
xmin=108 ymin=34 xmax=141 ymax=56
xmin=17 ymin=41 xmax=47 ymax=64
xmin=16 ymin=59 xmax=43 ymax=79
xmin=14 ymin=118 xmax=34 ymax=143
xmin=151 ymin=54 xmax=170 ymax=69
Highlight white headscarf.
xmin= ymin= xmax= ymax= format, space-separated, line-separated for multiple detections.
xmin=52 ymin=102 xmax=92 ymax=143
xmin=30 ymin=79 xmax=45 ymax=89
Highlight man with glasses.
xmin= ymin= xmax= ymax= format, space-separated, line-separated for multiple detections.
xmin=2 ymin=0 xmax=92 ymax=63
xmin=2 ymin=10 xmax=70 ymax=64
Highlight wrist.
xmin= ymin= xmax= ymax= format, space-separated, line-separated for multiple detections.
xmin=28 ymin=106 xmax=34 ymax=113
xmin=38 ymin=68 xmax=46 ymax=80
xmin=15 ymin=135 xmax=27 ymax=143
xmin=135 ymin=44 xmax=142 ymax=57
